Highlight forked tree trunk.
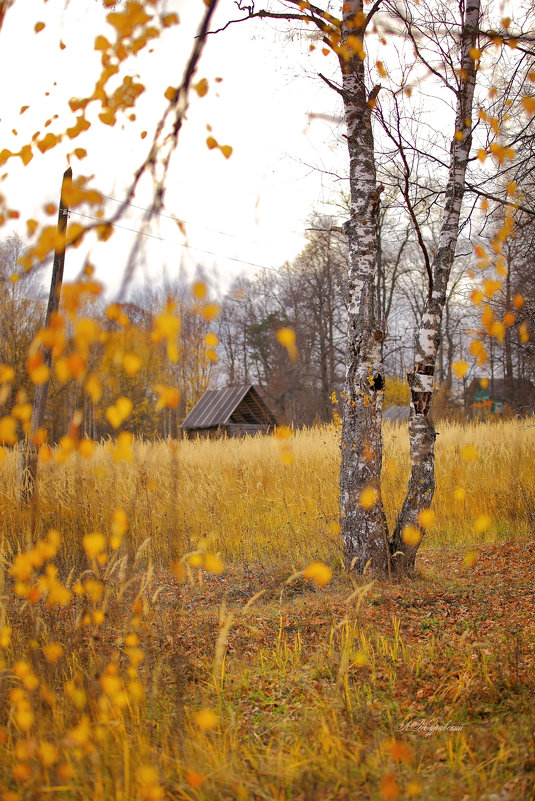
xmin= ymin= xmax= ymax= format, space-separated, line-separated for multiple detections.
xmin=390 ymin=0 xmax=481 ymax=575
xmin=339 ymin=0 xmax=389 ymax=575
xmin=340 ymin=0 xmax=481 ymax=576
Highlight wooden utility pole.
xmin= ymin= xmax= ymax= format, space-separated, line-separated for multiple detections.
xmin=21 ymin=166 xmax=72 ymax=502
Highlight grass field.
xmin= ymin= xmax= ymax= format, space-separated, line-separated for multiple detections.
xmin=0 ymin=419 xmax=534 ymax=800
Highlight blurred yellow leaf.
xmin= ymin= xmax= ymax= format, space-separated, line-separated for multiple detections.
xmin=43 ymin=643 xmax=64 ymax=663
xmin=401 ymin=525 xmax=421 ymax=547
xmin=194 ymin=708 xmax=219 ymax=730
xmin=204 ymin=552 xmax=225 ymax=574
xmin=461 ymin=445 xmax=478 ymax=461
xmin=463 ymin=549 xmax=479 ymax=568
xmin=113 ymin=431 xmax=133 ymax=462
xmin=417 ymin=509 xmax=435 ymax=528
xmin=360 ymin=486 xmax=378 ymax=509
xmin=83 ymin=532 xmax=106 ymax=559
xmin=473 ymin=514 xmax=491 ymax=534
xmin=164 ymin=86 xmax=178 ymax=102
xmin=0 ymin=365 xmax=15 ymax=383
xmin=162 ymin=13 xmax=179 ymax=27
xmin=0 ymin=416 xmax=17 ymax=445
xmin=303 ymin=561 xmax=333 ymax=586
xmin=452 ymin=360 xmax=468 ymax=379
xmin=194 ymin=78 xmax=209 ymax=97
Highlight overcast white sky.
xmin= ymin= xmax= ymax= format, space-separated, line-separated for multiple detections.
xmin=0 ymin=0 xmax=519 ymax=301
xmin=0 ymin=0 xmax=349 ymax=298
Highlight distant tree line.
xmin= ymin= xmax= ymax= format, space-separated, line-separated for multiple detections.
xmin=1 ymin=178 xmax=534 ymax=441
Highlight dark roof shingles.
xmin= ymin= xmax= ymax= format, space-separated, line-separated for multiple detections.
xmin=182 ymin=385 xmax=252 ymax=429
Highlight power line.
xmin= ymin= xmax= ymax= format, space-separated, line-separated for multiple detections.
xmin=99 ymin=193 xmax=310 ymax=245
xmin=69 ymin=210 xmax=286 ymax=273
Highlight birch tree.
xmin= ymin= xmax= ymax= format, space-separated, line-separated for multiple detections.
xmin=220 ymin=0 xmax=482 ymax=575
xmin=387 ymin=1 xmax=481 ymax=574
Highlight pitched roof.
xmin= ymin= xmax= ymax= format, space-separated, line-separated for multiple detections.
xmin=181 ymin=385 xmax=276 ymax=430
xmin=383 ymin=405 xmax=410 ymax=422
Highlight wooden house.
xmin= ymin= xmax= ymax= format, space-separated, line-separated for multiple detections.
xmin=181 ymin=384 xmax=278 ymax=438
xmin=466 ymin=377 xmax=535 ymax=417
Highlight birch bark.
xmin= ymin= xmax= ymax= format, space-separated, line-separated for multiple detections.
xmin=391 ymin=0 xmax=481 ymax=574
xmin=338 ymin=0 xmax=389 ymax=575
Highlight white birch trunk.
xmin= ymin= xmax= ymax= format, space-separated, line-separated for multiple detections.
xmin=339 ymin=0 xmax=389 ymax=575
xmin=391 ymin=0 xmax=481 ymax=574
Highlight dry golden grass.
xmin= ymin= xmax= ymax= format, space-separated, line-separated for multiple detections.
xmin=0 ymin=419 xmax=534 ymax=800
xmin=1 ymin=418 xmax=533 ymax=568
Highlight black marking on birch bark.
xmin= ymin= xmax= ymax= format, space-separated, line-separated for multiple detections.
xmin=371 ymin=374 xmax=384 ymax=392
xmin=414 ymin=363 xmax=434 ymax=376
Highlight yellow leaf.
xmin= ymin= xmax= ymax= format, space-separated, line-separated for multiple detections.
xmin=303 ymin=561 xmax=333 ymax=586
xmin=85 ymin=373 xmax=102 ymax=403
xmin=78 ymin=439 xmax=95 ymax=459
xmin=359 ymin=486 xmax=378 ymax=509
xmin=379 ymin=773 xmax=399 ymax=801
xmin=417 ymin=509 xmax=435 ymax=528
xmin=122 ymin=352 xmax=142 ymax=376
xmin=66 ymin=115 xmax=90 ymax=139
xmin=107 ymin=3 xmax=151 ymax=37
xmin=19 ymin=145 xmax=33 ymax=165
xmin=202 ymin=303 xmax=220 ymax=321
xmin=274 ymin=425 xmax=292 ymax=440
xmin=463 ymin=549 xmax=478 ymax=568
xmin=277 ymin=327 xmax=296 ymax=347
xmin=522 ymin=95 xmax=535 ymax=115
xmin=0 ymin=416 xmax=17 ymax=445
xmin=34 ymin=22 xmax=45 ymax=32
xmin=113 ymin=431 xmax=133 ymax=462
xmin=192 ymin=281 xmax=206 ymax=299
xmin=38 ymin=741 xmax=59 ymax=768
xmin=204 ymin=552 xmax=225 ymax=575
xmin=83 ymin=532 xmax=106 ymax=559
xmin=37 ymin=133 xmax=61 ymax=154
xmin=194 ymin=78 xmax=209 ymax=97
xmin=112 ymin=509 xmax=128 ymax=538
xmin=154 ymin=384 xmax=180 ymax=410
xmin=461 ymin=445 xmax=478 ymax=461
xmin=452 ymin=360 xmax=468 ymax=379
xmin=401 ymin=525 xmax=421 ymax=547
xmin=376 ymin=60 xmax=387 ymax=77
xmin=490 ymin=320 xmax=505 ymax=344
xmin=406 ymin=779 xmax=423 ymax=798
xmin=0 ymin=365 xmax=15 ymax=383
xmin=162 ymin=12 xmax=179 ymax=27
xmin=189 ymin=552 xmax=203 ymax=568
xmin=453 ymin=486 xmax=466 ymax=502
xmin=94 ymin=35 xmax=111 ymax=51
xmin=206 ymin=136 xmax=218 ymax=150
xmin=154 ymin=310 xmax=180 ymax=340
xmin=220 ymin=144 xmax=233 ymax=159
xmin=43 ymin=643 xmax=64 ymax=663
xmin=194 ymin=708 xmax=219 ymax=730
xmin=473 ymin=514 xmax=491 ymax=534
xmin=164 ymin=86 xmax=178 ymax=102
